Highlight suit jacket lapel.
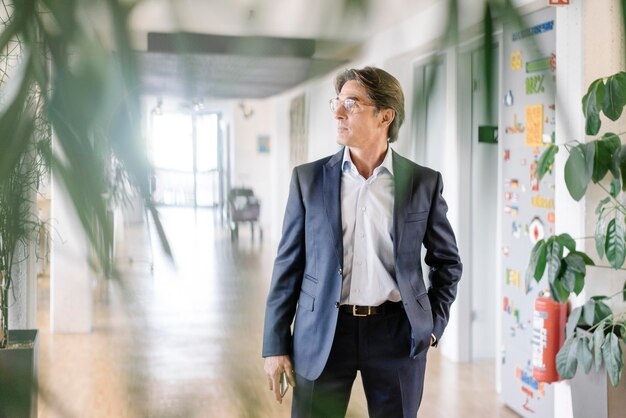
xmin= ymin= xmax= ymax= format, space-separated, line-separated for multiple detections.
xmin=324 ymin=149 xmax=344 ymax=267
xmin=392 ymin=150 xmax=413 ymax=257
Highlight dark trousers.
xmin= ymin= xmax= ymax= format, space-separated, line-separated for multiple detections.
xmin=292 ymin=307 xmax=428 ymax=418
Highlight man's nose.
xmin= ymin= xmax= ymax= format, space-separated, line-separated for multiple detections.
xmin=334 ymin=106 xmax=347 ymax=119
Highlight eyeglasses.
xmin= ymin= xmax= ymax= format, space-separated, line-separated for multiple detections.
xmin=329 ymin=97 xmax=374 ymax=114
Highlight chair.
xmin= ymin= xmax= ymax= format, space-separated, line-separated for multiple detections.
xmin=228 ymin=187 xmax=262 ymax=241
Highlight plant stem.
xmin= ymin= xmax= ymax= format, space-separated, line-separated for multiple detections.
xmin=605 ymin=289 xmax=626 ymax=300
xmin=589 ymin=264 xmax=626 ymax=271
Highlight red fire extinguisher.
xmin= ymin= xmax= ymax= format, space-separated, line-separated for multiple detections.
xmin=532 ymin=295 xmax=568 ymax=383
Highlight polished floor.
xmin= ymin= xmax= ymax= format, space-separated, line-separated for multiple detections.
xmin=37 ymin=207 xmax=519 ymax=418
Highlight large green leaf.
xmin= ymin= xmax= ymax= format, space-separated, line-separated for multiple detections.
xmin=556 ymin=233 xmax=577 ymax=252
xmin=535 ymin=145 xmax=558 ymax=180
xmin=564 ymin=252 xmax=586 ymax=274
xmin=593 ymin=321 xmax=606 ymax=371
xmin=582 ymin=79 xmax=605 ymax=135
xmin=595 ymin=197 xmax=611 ymax=216
xmin=577 ymin=335 xmax=593 ymax=374
xmin=610 ymin=178 xmax=621 ymax=197
xmin=609 ymin=145 xmax=626 ymax=192
xmin=566 ymin=306 xmax=582 ymax=337
xmin=594 ymin=300 xmax=613 ymax=322
xmin=549 ymin=275 xmax=570 ymax=303
xmin=573 ymin=272 xmax=585 ymax=295
xmin=586 ymin=113 xmax=602 ymax=137
xmin=583 ymin=299 xmax=597 ymax=326
xmin=569 ymin=251 xmax=595 ymax=265
xmin=546 ymin=238 xmax=562 ymax=284
xmin=610 ymin=145 xmax=625 ymax=178
xmin=557 ymin=337 xmax=579 ymax=379
xmin=561 ymin=267 xmax=576 ymax=293
xmin=561 ymin=253 xmax=587 ymax=294
xmin=582 ymin=298 xmax=613 ymax=327
xmin=605 ymin=217 xmax=626 ymax=269
xmin=584 ymin=141 xmax=596 ymax=183
xmin=602 ymin=333 xmax=624 ymax=387
xmin=596 ymin=209 xmax=608 ymax=260
xmin=602 ymin=74 xmax=626 ymax=121
xmin=565 ymin=145 xmax=592 ymax=201
xmin=593 ymin=134 xmax=621 ymax=182
xmin=526 ymin=240 xmax=547 ymax=291
xmin=615 ymin=145 xmax=626 ymax=191
xmin=583 ymin=79 xmax=605 ymax=117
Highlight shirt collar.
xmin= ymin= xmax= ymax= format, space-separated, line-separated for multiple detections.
xmin=342 ymin=146 xmax=394 ymax=177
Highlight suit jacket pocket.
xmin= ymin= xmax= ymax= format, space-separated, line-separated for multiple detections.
xmin=416 ymin=293 xmax=432 ymax=311
xmin=298 ymin=290 xmax=315 ymax=311
xmin=302 ymin=274 xmax=318 ymax=295
xmin=299 ymin=274 xmax=317 ymax=312
xmin=406 ymin=210 xmax=429 ymax=223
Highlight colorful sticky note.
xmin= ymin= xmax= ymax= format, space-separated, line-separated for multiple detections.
xmin=526 ymin=104 xmax=544 ymax=147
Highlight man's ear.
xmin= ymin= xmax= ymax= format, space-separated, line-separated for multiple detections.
xmin=381 ymin=109 xmax=395 ymax=126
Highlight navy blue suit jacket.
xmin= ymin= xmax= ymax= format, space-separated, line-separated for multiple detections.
xmin=262 ymin=148 xmax=462 ymax=380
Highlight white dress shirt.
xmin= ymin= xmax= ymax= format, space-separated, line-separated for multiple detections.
xmin=340 ymin=146 xmax=401 ymax=306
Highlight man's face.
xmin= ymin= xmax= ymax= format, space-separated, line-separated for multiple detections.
xmin=333 ymin=80 xmax=389 ymax=150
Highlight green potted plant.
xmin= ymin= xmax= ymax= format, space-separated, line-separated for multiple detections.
xmin=527 ymin=70 xmax=626 ymax=415
xmin=0 ymin=151 xmax=46 ymax=416
xmin=0 ymin=1 xmax=170 ymax=416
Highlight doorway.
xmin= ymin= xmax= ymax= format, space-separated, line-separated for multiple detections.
xmin=459 ymin=43 xmax=500 ymax=360
xmin=149 ymin=111 xmax=224 ymax=209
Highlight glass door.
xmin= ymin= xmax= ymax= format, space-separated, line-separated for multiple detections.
xmin=149 ymin=110 xmax=222 ymax=208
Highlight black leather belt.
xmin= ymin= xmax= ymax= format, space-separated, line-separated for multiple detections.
xmin=340 ymin=301 xmax=403 ymax=317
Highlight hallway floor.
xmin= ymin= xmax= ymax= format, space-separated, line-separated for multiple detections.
xmin=37 ymin=207 xmax=518 ymax=418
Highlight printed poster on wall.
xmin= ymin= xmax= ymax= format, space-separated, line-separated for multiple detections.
xmin=500 ymin=7 xmax=556 ymax=418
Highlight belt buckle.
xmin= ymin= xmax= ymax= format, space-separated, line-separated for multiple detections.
xmin=352 ymin=305 xmax=371 ymax=317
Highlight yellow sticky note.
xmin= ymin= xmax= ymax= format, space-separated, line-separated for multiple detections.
xmin=511 ymin=51 xmax=522 ymax=70
xmin=526 ymin=104 xmax=543 ymax=147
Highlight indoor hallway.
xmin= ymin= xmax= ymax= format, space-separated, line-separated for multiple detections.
xmin=36 ymin=207 xmax=518 ymax=418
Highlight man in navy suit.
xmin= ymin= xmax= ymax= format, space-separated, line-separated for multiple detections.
xmin=262 ymin=66 xmax=462 ymax=417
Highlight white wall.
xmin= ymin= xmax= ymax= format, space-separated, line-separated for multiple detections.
xmin=230 ymin=99 xmax=274 ymax=229
xmin=580 ymin=0 xmax=626 ymax=303
xmin=552 ymin=1 xmax=626 ymax=417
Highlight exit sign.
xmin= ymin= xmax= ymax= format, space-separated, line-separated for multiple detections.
xmin=549 ymin=0 xmax=570 ymax=5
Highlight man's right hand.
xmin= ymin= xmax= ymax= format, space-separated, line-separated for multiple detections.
xmin=264 ymin=355 xmax=297 ymax=404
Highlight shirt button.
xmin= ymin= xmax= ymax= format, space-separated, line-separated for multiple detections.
xmin=361 ymin=207 xmax=366 ymax=212
xmin=355 ymin=289 xmax=360 ymax=294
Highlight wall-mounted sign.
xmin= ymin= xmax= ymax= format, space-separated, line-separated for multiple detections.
xmin=512 ymin=20 xmax=554 ymax=41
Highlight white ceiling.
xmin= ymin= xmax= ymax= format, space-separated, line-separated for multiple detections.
xmin=129 ymin=0 xmax=437 ymax=49
xmin=127 ymin=0 xmax=441 ymax=99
